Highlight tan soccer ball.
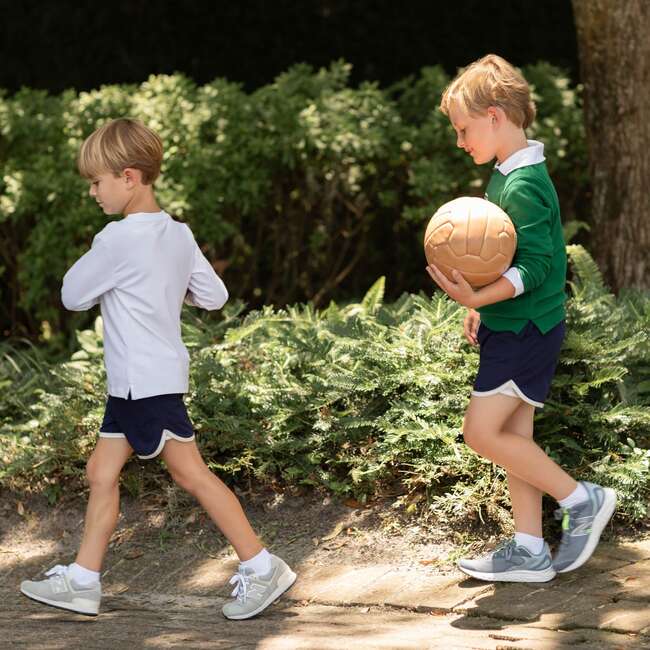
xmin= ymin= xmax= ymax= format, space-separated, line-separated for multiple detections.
xmin=424 ymin=197 xmax=517 ymax=288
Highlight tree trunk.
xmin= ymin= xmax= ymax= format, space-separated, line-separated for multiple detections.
xmin=572 ymin=0 xmax=650 ymax=291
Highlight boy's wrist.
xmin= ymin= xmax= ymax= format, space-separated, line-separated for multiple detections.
xmin=468 ymin=293 xmax=485 ymax=309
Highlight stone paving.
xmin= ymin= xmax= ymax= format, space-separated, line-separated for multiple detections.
xmin=5 ymin=539 xmax=650 ymax=649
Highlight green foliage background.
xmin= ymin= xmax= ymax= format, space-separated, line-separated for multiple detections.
xmin=2 ymin=247 xmax=648 ymax=527
xmin=0 ymin=61 xmax=586 ymax=345
xmin=2 ymin=60 xmax=646 ymax=533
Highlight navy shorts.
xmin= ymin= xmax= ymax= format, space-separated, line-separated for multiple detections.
xmin=472 ymin=320 xmax=565 ymax=408
xmin=99 ymin=393 xmax=194 ymax=459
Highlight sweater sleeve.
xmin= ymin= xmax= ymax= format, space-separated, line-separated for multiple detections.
xmin=501 ymin=178 xmax=553 ymax=293
xmin=61 ymin=236 xmax=116 ymax=311
xmin=184 ymin=239 xmax=229 ymax=310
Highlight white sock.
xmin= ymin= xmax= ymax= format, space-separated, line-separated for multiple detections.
xmin=240 ymin=548 xmax=272 ymax=576
xmin=514 ymin=532 xmax=545 ymax=555
xmin=558 ymin=482 xmax=589 ymax=509
xmin=68 ymin=562 xmax=101 ymax=586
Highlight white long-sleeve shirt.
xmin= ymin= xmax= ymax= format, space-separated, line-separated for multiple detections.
xmin=61 ymin=211 xmax=228 ymax=399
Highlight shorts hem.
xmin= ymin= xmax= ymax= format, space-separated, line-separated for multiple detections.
xmin=98 ymin=429 xmax=195 ymax=459
xmin=472 ymin=380 xmax=544 ymax=408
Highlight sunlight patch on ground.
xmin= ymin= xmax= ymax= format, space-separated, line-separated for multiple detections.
xmin=0 ymin=538 xmax=60 ymax=567
xmin=179 ymin=556 xmax=238 ymax=592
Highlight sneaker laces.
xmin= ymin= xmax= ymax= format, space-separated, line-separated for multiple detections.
xmin=45 ymin=564 xmax=69 ymax=579
xmin=493 ymin=539 xmax=517 ymax=561
xmin=555 ymin=504 xmax=594 ymax=543
xmin=554 ymin=507 xmax=571 ymax=541
xmin=229 ymin=569 xmax=252 ymax=603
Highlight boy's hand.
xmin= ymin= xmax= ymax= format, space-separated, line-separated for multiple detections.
xmin=464 ymin=309 xmax=480 ymax=346
xmin=425 ymin=263 xmax=478 ymax=309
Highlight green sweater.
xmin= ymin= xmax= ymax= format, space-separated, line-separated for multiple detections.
xmin=479 ymin=161 xmax=567 ymax=334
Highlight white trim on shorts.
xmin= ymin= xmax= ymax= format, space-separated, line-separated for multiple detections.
xmin=98 ymin=428 xmax=195 ymax=459
xmin=472 ymin=380 xmax=544 ymax=409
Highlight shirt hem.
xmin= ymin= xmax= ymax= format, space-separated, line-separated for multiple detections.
xmin=107 ymin=384 xmax=189 ymax=400
xmin=478 ymin=308 xmax=566 ymax=335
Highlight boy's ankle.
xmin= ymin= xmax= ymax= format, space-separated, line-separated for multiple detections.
xmin=239 ymin=548 xmax=272 ymax=576
xmin=68 ymin=562 xmax=101 ymax=586
xmin=557 ymin=482 xmax=589 ymax=509
xmin=514 ymin=532 xmax=545 ymax=555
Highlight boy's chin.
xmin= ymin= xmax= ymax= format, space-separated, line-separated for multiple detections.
xmin=470 ymin=152 xmax=489 ymax=165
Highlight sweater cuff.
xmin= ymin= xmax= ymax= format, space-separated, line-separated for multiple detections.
xmin=502 ymin=267 xmax=524 ymax=297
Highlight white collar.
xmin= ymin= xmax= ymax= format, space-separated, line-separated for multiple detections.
xmin=125 ymin=211 xmax=169 ymax=222
xmin=495 ymin=140 xmax=545 ymax=176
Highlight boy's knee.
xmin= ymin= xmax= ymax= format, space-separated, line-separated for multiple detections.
xmin=86 ymin=458 xmax=119 ymax=491
xmin=169 ymin=467 xmax=206 ymax=495
xmin=169 ymin=469 xmax=191 ymax=493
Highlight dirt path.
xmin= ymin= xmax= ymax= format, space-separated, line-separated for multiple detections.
xmin=2 ymin=489 xmax=649 ymax=649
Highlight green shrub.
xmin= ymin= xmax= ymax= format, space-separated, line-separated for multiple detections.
xmin=2 ymin=247 xmax=648 ymax=524
xmin=0 ymin=62 xmax=586 ymax=342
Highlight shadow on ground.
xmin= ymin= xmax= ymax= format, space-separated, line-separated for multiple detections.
xmin=1 ymin=487 xmax=649 ymax=649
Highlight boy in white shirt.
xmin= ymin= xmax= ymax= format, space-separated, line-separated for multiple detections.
xmin=20 ymin=118 xmax=296 ymax=620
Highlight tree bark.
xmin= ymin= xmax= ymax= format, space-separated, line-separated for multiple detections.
xmin=572 ymin=0 xmax=650 ymax=291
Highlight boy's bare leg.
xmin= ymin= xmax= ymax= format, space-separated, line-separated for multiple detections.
xmin=502 ymin=402 xmax=543 ymax=537
xmin=161 ymin=439 xmax=263 ymax=561
xmin=463 ymin=394 xmax=577 ymax=502
xmin=75 ymin=437 xmax=133 ymax=571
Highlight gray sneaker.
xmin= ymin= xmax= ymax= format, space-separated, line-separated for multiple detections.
xmin=458 ymin=539 xmax=556 ymax=582
xmin=552 ymin=481 xmax=617 ymax=573
xmin=222 ymin=554 xmax=296 ymax=620
xmin=20 ymin=564 xmax=101 ymax=616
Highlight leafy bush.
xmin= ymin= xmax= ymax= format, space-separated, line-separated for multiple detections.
xmin=0 ymin=61 xmax=586 ymax=343
xmin=2 ymin=247 xmax=648 ymax=525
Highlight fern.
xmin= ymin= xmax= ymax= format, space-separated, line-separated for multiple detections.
xmin=2 ymin=248 xmax=649 ymax=525
xmin=360 ymin=276 xmax=385 ymax=315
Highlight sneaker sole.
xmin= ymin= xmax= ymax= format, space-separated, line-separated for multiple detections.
xmin=222 ymin=568 xmax=297 ymax=620
xmin=20 ymin=587 xmax=99 ymax=616
xmin=557 ymin=487 xmax=617 ymax=574
xmin=458 ymin=565 xmax=557 ymax=583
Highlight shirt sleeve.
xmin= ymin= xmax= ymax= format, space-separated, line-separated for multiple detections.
xmin=502 ymin=267 xmax=524 ymax=297
xmin=184 ymin=240 xmax=229 ymax=310
xmin=501 ymin=179 xmax=553 ymax=293
xmin=61 ymin=236 xmax=116 ymax=311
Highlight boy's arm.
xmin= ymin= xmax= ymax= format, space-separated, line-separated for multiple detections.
xmin=427 ymin=179 xmax=555 ymax=308
xmin=470 ymin=276 xmax=516 ymax=308
xmin=502 ymin=179 xmax=554 ymax=293
xmin=61 ymin=237 xmax=116 ymax=311
xmin=184 ymin=243 xmax=228 ymax=310
xmin=425 ymin=265 xmax=514 ymax=309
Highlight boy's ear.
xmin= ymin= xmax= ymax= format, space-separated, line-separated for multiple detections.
xmin=487 ymin=106 xmax=499 ymax=123
xmin=122 ymin=167 xmax=141 ymax=186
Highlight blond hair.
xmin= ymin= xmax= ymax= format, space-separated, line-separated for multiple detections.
xmin=440 ymin=54 xmax=536 ymax=129
xmin=77 ymin=118 xmax=163 ymax=185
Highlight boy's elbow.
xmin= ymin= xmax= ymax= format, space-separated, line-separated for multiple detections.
xmin=61 ymin=286 xmax=78 ymax=311
xmin=61 ymin=286 xmax=92 ymax=311
xmin=187 ymin=282 xmax=228 ymax=310
xmin=209 ymin=288 xmax=228 ymax=310
xmin=519 ymin=258 xmax=552 ymax=292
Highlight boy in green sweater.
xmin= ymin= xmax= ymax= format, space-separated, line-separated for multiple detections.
xmin=427 ymin=54 xmax=616 ymax=582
